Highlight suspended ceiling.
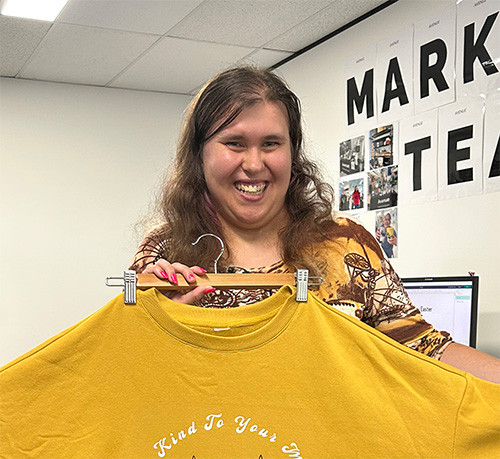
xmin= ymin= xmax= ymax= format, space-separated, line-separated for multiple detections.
xmin=0 ymin=0 xmax=392 ymax=95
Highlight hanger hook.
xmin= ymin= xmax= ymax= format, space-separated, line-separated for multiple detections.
xmin=191 ymin=233 xmax=224 ymax=274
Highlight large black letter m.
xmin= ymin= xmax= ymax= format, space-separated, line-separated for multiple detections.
xmin=347 ymin=69 xmax=374 ymax=125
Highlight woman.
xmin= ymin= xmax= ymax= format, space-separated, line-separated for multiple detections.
xmin=131 ymin=66 xmax=500 ymax=383
xmin=351 ymin=185 xmax=361 ymax=209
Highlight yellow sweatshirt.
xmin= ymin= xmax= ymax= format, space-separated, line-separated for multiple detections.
xmin=1 ymin=286 xmax=498 ymax=458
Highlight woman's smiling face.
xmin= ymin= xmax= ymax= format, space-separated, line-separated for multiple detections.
xmin=202 ymin=100 xmax=292 ymax=233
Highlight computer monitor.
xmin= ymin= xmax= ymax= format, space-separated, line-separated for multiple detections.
xmin=401 ymin=276 xmax=479 ymax=348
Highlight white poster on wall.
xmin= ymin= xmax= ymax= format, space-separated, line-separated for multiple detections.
xmin=338 ymin=175 xmax=367 ymax=214
xmin=339 ymin=134 xmax=366 ymax=177
xmin=375 ymin=207 xmax=398 ymax=259
xmin=345 ymin=45 xmax=377 ymax=133
xmin=483 ymin=92 xmax=500 ymax=193
xmin=368 ymin=165 xmax=398 ymax=210
xmin=413 ymin=6 xmax=456 ymax=114
xmin=376 ymin=27 xmax=414 ymax=126
xmin=438 ymin=98 xmax=484 ymax=200
xmin=368 ymin=124 xmax=398 ymax=170
xmin=399 ymin=109 xmax=439 ymax=205
xmin=456 ymin=0 xmax=500 ymax=98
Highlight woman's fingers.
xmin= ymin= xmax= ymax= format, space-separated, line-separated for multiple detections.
xmin=142 ymin=259 xmax=175 ymax=282
xmin=191 ymin=265 xmax=208 ymax=276
xmin=142 ymin=260 xmax=213 ymax=304
xmin=143 ymin=260 xmax=208 ymax=285
xmin=170 ymin=263 xmax=208 ymax=285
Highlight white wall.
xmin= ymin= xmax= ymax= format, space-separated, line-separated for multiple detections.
xmin=0 ymin=78 xmax=191 ymax=365
xmin=277 ymin=0 xmax=500 ymax=357
xmin=1 ymin=0 xmax=498 ymax=366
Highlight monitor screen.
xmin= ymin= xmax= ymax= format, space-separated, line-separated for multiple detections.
xmin=401 ymin=276 xmax=478 ymax=348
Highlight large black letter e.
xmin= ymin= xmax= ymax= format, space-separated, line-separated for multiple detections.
xmin=447 ymin=126 xmax=474 ymax=185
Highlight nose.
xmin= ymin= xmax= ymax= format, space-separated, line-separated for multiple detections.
xmin=241 ymin=147 xmax=265 ymax=175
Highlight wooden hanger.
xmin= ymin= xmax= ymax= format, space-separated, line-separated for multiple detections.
xmin=106 ymin=234 xmax=322 ymax=304
xmin=106 ymin=269 xmax=321 ymax=304
xmin=136 ymin=272 xmax=296 ymax=290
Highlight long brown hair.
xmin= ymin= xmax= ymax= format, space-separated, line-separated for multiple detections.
xmin=155 ymin=66 xmax=336 ymax=275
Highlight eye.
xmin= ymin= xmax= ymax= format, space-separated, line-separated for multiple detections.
xmin=224 ymin=141 xmax=246 ymax=152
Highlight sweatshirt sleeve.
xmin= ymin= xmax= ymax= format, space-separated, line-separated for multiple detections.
xmin=453 ymin=373 xmax=500 ymax=459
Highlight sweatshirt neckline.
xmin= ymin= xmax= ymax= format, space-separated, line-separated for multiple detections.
xmin=137 ymin=285 xmax=298 ymax=351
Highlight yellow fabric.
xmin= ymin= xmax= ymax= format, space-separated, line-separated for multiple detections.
xmin=1 ymin=287 xmax=498 ymax=458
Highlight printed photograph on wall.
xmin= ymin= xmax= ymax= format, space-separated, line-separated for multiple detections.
xmin=338 ymin=177 xmax=365 ymax=212
xmin=375 ymin=207 xmax=398 ymax=259
xmin=339 ymin=134 xmax=365 ymax=176
xmin=369 ymin=124 xmax=395 ymax=170
xmin=368 ymin=165 xmax=398 ymax=210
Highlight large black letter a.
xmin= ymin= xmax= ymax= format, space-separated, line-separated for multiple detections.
xmin=382 ymin=58 xmax=409 ymax=113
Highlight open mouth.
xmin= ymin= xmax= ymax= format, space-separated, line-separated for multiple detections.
xmin=235 ymin=182 xmax=267 ymax=195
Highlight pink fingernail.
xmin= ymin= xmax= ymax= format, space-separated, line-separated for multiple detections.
xmin=160 ymin=271 xmax=168 ymax=279
xmin=170 ymin=274 xmax=178 ymax=284
xmin=204 ymin=287 xmax=216 ymax=294
xmin=200 ymin=268 xmax=207 ymax=273
xmin=188 ymin=274 xmax=195 ymax=281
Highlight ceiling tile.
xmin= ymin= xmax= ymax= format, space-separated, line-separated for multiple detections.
xmin=57 ymin=0 xmax=205 ymax=35
xmin=168 ymin=0 xmax=334 ymax=48
xmin=18 ymin=23 xmax=159 ymax=86
xmin=0 ymin=17 xmax=52 ymax=77
xmin=109 ymin=37 xmax=255 ymax=94
xmin=266 ymin=0 xmax=388 ymax=52
xmin=240 ymin=48 xmax=294 ymax=69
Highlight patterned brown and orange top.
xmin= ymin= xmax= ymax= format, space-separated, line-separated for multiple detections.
xmin=130 ymin=217 xmax=453 ymax=359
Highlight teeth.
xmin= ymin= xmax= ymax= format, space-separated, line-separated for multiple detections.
xmin=235 ymin=183 xmax=266 ymax=195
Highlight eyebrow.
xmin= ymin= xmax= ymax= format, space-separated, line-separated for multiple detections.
xmin=217 ymin=133 xmax=288 ymax=141
xmin=263 ymin=134 xmax=288 ymax=141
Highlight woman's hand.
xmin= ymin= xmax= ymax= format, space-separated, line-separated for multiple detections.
xmin=143 ymin=259 xmax=214 ymax=304
xmin=387 ymin=235 xmax=397 ymax=246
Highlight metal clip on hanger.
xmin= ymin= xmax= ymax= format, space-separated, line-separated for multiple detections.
xmin=106 ymin=233 xmax=323 ymax=304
